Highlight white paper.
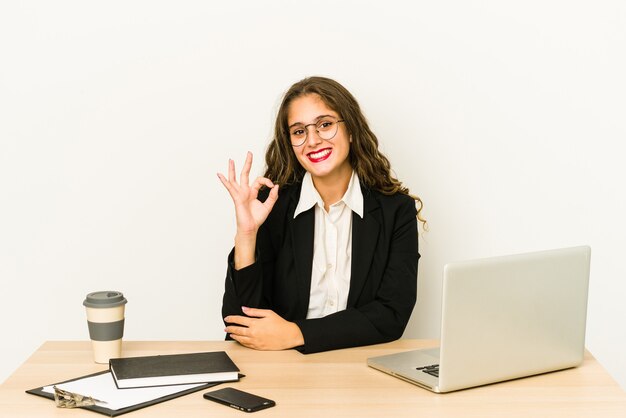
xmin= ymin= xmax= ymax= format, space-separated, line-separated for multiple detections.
xmin=42 ymin=371 xmax=206 ymax=411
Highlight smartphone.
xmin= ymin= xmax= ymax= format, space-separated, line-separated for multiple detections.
xmin=203 ymin=387 xmax=276 ymax=413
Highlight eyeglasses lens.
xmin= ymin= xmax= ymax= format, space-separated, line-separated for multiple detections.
xmin=290 ymin=119 xmax=339 ymax=146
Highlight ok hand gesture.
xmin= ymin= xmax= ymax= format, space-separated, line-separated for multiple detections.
xmin=217 ymin=152 xmax=279 ymax=268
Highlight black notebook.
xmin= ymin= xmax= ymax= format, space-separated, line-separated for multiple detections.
xmin=109 ymin=351 xmax=240 ymax=389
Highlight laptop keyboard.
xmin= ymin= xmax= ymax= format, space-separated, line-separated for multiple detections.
xmin=416 ymin=364 xmax=439 ymax=378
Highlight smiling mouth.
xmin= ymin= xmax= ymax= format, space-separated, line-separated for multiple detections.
xmin=307 ymin=148 xmax=332 ymax=163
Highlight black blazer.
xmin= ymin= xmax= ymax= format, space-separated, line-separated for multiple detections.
xmin=222 ymin=181 xmax=419 ymax=353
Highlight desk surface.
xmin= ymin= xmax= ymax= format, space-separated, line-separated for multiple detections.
xmin=1 ymin=340 xmax=625 ymax=417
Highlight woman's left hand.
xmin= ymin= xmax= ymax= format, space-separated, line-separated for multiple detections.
xmin=224 ymin=307 xmax=305 ymax=350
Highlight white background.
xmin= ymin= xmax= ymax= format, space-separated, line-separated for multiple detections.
xmin=1 ymin=1 xmax=625 ymax=389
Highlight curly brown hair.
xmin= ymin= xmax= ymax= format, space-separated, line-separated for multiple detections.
xmin=264 ymin=76 xmax=425 ymax=226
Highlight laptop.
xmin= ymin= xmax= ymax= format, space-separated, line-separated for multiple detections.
xmin=367 ymin=246 xmax=591 ymax=393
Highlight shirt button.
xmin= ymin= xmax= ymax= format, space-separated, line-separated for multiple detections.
xmin=329 ymin=300 xmax=335 ymax=306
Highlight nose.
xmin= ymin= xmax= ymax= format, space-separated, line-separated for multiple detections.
xmin=304 ymin=124 xmax=323 ymax=146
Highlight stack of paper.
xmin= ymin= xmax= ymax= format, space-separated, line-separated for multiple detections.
xmin=27 ymin=351 xmax=241 ymax=416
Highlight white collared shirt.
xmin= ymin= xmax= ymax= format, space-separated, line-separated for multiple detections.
xmin=294 ymin=171 xmax=364 ymax=319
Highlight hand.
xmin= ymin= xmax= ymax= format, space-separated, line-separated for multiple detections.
xmin=224 ymin=307 xmax=305 ymax=351
xmin=217 ymin=152 xmax=279 ymax=236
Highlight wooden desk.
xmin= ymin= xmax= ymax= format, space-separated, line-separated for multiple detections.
xmin=1 ymin=340 xmax=625 ymax=417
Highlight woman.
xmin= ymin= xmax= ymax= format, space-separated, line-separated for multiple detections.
xmin=218 ymin=76 xmax=424 ymax=353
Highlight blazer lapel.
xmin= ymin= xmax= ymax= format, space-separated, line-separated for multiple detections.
xmin=289 ymin=188 xmax=315 ymax=315
xmin=348 ymin=188 xmax=381 ymax=306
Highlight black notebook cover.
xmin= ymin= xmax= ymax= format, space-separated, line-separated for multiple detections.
xmin=26 ymin=370 xmax=222 ymax=417
xmin=109 ymin=351 xmax=240 ymax=389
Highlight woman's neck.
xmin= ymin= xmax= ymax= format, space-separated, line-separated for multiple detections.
xmin=311 ymin=169 xmax=352 ymax=212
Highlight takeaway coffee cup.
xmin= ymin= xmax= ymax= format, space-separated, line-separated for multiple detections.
xmin=83 ymin=291 xmax=127 ymax=364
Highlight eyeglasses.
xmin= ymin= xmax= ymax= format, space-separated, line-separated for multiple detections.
xmin=289 ymin=117 xmax=345 ymax=147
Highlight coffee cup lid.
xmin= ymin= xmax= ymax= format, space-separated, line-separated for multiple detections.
xmin=83 ymin=291 xmax=127 ymax=308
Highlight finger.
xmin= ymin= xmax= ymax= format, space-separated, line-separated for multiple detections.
xmin=240 ymin=151 xmax=253 ymax=186
xmin=241 ymin=306 xmax=270 ymax=318
xmin=251 ymin=176 xmax=275 ymax=191
xmin=250 ymin=178 xmax=276 ymax=201
xmin=263 ymin=184 xmax=280 ymax=210
xmin=228 ymin=158 xmax=237 ymax=184
xmin=225 ymin=325 xmax=250 ymax=336
xmin=224 ymin=315 xmax=254 ymax=327
xmin=217 ymin=173 xmax=245 ymax=204
xmin=217 ymin=173 xmax=235 ymax=194
xmin=229 ymin=334 xmax=255 ymax=349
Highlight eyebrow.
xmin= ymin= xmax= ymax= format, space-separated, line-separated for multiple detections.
xmin=288 ymin=114 xmax=337 ymax=129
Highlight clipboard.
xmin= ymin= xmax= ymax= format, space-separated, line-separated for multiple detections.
xmin=26 ymin=370 xmax=230 ymax=416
